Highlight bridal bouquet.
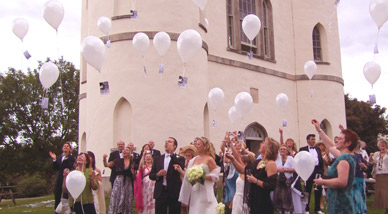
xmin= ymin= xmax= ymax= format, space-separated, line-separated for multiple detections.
xmin=187 ymin=166 xmax=205 ymax=185
xmin=216 ymin=202 xmax=225 ymax=214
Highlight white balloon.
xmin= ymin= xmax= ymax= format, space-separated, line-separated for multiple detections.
xmin=97 ymin=16 xmax=111 ymax=35
xmin=81 ymin=36 xmax=106 ymax=71
xmin=228 ymin=106 xmax=242 ymax=124
xmin=43 ymin=0 xmax=64 ymax=30
xmin=153 ymin=32 xmax=171 ymax=56
xmin=177 ymin=29 xmax=203 ymax=63
xmin=208 ymin=88 xmax=224 ymax=111
xmin=304 ymin=60 xmax=317 ymax=80
xmin=363 ymin=61 xmax=381 ymax=86
xmin=192 ymin=0 xmax=208 ymax=11
xmin=12 ymin=18 xmax=29 ymax=41
xmin=65 ymin=171 xmax=86 ymax=199
xmin=234 ymin=92 xmax=253 ymax=117
xmin=369 ymin=0 xmax=388 ymax=29
xmin=242 ymin=14 xmax=261 ymax=41
xmin=133 ymin=33 xmax=150 ymax=56
xmin=276 ymin=93 xmax=289 ymax=110
xmin=293 ymin=151 xmax=315 ymax=181
xmin=39 ymin=62 xmax=60 ymax=89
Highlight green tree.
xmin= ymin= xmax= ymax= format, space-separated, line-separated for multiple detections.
xmin=345 ymin=94 xmax=388 ymax=151
xmin=0 ymin=58 xmax=79 ymax=190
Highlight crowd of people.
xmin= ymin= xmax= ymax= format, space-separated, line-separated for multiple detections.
xmin=49 ymin=120 xmax=388 ymax=214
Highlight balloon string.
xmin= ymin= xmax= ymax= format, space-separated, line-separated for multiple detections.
xmin=374 ymin=29 xmax=380 ymax=55
xmin=182 ymin=63 xmax=186 ymax=77
xmin=142 ymin=56 xmax=147 ymax=76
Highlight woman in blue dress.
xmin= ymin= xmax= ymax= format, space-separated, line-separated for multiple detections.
xmin=311 ymin=119 xmax=358 ymax=214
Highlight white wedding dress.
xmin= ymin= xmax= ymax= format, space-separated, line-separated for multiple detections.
xmin=179 ymin=157 xmax=220 ymax=214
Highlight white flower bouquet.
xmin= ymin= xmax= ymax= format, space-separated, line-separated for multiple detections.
xmin=187 ymin=166 xmax=205 ymax=186
xmin=216 ymin=202 xmax=225 ymax=214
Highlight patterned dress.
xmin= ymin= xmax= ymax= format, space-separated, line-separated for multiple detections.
xmin=326 ymin=153 xmax=356 ymax=214
xmin=108 ymin=159 xmax=133 ymax=214
xmin=141 ymin=166 xmax=155 ymax=214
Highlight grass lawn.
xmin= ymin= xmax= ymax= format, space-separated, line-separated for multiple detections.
xmin=0 ymin=193 xmax=385 ymax=214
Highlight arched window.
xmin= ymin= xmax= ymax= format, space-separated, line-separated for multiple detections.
xmin=312 ymin=26 xmax=322 ymax=61
xmin=227 ymin=0 xmax=275 ymax=61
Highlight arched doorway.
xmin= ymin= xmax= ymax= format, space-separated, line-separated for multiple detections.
xmin=244 ymin=122 xmax=268 ymax=158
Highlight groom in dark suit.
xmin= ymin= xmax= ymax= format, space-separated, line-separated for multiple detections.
xmin=49 ymin=142 xmax=75 ymax=212
xmin=299 ymin=134 xmax=324 ymax=214
xmin=150 ymin=137 xmax=185 ymax=214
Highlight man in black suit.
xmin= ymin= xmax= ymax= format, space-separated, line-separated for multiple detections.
xmin=149 ymin=137 xmax=185 ymax=214
xmin=128 ymin=142 xmax=140 ymax=169
xmin=148 ymin=139 xmax=161 ymax=158
xmin=299 ymin=134 xmax=324 ymax=214
xmin=108 ymin=140 xmax=125 ymax=187
xmin=49 ymin=142 xmax=75 ymax=212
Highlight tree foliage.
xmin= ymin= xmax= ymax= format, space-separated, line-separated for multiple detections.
xmin=345 ymin=94 xmax=388 ymax=151
xmin=0 ymin=58 xmax=79 ymax=187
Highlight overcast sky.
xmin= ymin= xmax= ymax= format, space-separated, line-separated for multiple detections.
xmin=0 ymin=0 xmax=387 ymax=109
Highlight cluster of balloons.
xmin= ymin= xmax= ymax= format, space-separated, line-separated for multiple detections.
xmin=12 ymin=0 xmax=65 ymax=89
xmin=229 ymin=92 xmax=253 ymax=124
xmin=209 ymin=89 xmax=290 ymax=125
xmin=81 ymin=27 xmax=203 ymax=75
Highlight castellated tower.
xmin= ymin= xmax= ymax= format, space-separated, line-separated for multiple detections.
xmin=79 ymin=0 xmax=345 ymax=179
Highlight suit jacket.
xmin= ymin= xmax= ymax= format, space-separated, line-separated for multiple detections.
xmin=152 ymin=149 xmax=161 ymax=158
xmin=53 ymin=154 xmax=75 ymax=193
xmin=108 ymin=150 xmax=121 ymax=184
xmin=149 ymin=153 xmax=185 ymax=200
xmin=299 ymin=145 xmax=324 ymax=175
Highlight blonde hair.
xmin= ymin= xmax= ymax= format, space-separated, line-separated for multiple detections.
xmin=198 ymin=137 xmax=216 ymax=159
xmin=285 ymin=138 xmax=298 ymax=153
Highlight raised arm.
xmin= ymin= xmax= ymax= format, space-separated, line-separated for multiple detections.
xmin=279 ymin=128 xmax=284 ymax=145
xmin=103 ymin=154 xmax=115 ymax=168
xmin=225 ymin=152 xmax=245 ymax=174
xmin=312 ymin=119 xmax=341 ymax=158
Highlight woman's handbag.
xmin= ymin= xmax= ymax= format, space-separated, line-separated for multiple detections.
xmin=55 ymin=198 xmax=71 ymax=214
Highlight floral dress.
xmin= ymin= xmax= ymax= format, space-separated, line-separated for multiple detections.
xmin=326 ymin=153 xmax=356 ymax=214
xmin=142 ymin=166 xmax=155 ymax=214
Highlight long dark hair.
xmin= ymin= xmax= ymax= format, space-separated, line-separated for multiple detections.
xmin=87 ymin=151 xmax=96 ymax=170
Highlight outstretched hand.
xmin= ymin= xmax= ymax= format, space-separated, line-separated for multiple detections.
xmin=49 ymin=151 xmax=56 ymax=160
xmin=311 ymin=119 xmax=321 ymax=131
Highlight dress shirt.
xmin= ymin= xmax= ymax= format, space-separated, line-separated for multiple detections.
xmin=308 ymin=146 xmax=319 ymax=166
xmin=163 ymin=153 xmax=171 ymax=186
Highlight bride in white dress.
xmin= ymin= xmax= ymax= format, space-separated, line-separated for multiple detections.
xmin=178 ymin=137 xmax=220 ymax=214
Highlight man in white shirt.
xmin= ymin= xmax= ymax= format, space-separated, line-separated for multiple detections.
xmin=299 ymin=134 xmax=324 ymax=214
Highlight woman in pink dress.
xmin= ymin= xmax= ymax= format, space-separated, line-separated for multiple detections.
xmin=135 ymin=149 xmax=156 ymax=214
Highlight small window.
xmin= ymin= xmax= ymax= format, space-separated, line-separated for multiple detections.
xmin=250 ymin=87 xmax=259 ymax=103
xmin=313 ymin=26 xmax=322 ymax=61
xmin=226 ymin=0 xmax=275 ymax=61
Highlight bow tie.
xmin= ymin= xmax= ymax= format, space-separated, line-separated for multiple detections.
xmin=309 ymin=146 xmax=315 ymax=150
xmin=166 ymin=154 xmax=171 ymax=158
